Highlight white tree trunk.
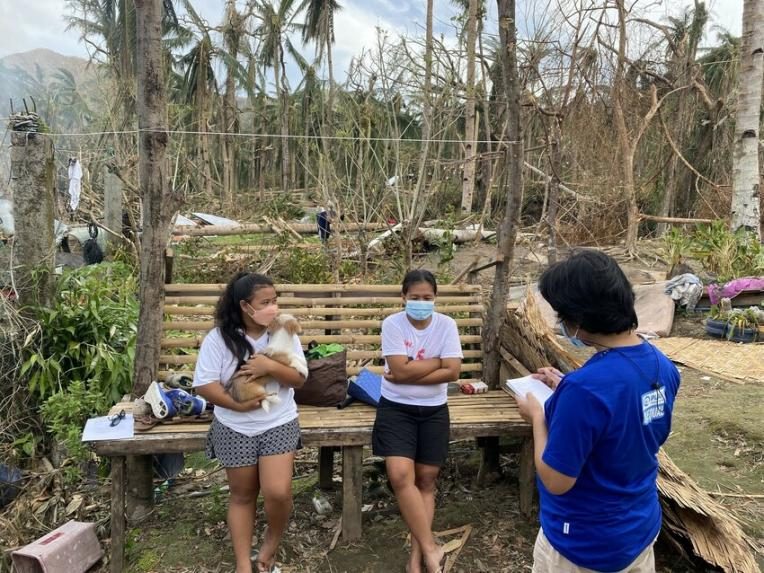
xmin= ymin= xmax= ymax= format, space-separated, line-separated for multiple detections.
xmin=460 ymin=0 xmax=479 ymax=213
xmin=731 ymin=0 xmax=764 ymax=238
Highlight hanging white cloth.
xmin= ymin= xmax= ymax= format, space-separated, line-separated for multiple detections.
xmin=68 ymin=159 xmax=82 ymax=211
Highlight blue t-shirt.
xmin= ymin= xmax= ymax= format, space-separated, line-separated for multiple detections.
xmin=539 ymin=341 xmax=680 ymax=572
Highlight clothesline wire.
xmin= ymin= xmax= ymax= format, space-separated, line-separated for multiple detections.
xmin=3 ymin=127 xmax=521 ymax=146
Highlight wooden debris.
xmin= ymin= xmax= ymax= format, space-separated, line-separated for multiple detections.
xmin=502 ymin=294 xmax=762 ymax=573
xmin=433 ymin=524 xmax=473 ymax=573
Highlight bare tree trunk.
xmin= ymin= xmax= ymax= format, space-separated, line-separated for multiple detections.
xmin=613 ymin=0 xmax=639 ymax=252
xmin=222 ymin=0 xmax=240 ymax=205
xmin=731 ymin=0 xmax=763 ymax=238
xmin=277 ymin=42 xmax=291 ymax=192
xmin=547 ymin=119 xmax=562 ymax=264
xmin=405 ymin=0 xmax=434 ymax=266
xmin=132 ymin=0 xmax=174 ymax=521
xmin=10 ymin=131 xmax=55 ymax=311
xmin=460 ymin=0 xmax=479 ymax=213
xmin=484 ymin=0 xmax=524 ymax=390
xmin=197 ymin=39 xmax=213 ymax=197
xmin=326 ymin=32 xmax=335 ymax=124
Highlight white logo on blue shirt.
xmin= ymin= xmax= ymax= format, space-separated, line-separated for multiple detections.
xmin=641 ymin=387 xmax=666 ymax=425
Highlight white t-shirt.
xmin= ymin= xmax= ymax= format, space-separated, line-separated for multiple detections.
xmin=192 ymin=327 xmax=303 ymax=436
xmin=381 ymin=311 xmax=463 ymax=406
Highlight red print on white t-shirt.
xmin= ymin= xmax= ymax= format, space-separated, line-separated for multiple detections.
xmin=415 ymin=348 xmax=426 ymax=360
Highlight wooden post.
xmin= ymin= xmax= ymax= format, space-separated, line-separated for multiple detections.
xmin=103 ymin=167 xmax=123 ymax=255
xmin=9 ymin=130 xmax=55 ymax=310
xmin=341 ymin=445 xmax=363 ymax=540
xmin=518 ymin=437 xmax=535 ymax=516
xmin=110 ymin=456 xmax=127 ymax=573
xmin=164 ymin=248 xmax=174 ymax=285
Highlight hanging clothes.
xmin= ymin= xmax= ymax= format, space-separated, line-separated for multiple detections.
xmin=67 ymin=158 xmax=82 ymax=211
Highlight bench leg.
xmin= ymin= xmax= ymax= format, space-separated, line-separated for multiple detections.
xmin=341 ymin=445 xmax=363 ymax=541
xmin=318 ymin=446 xmax=335 ymax=490
xmin=519 ymin=437 xmax=535 ymax=517
xmin=110 ymin=456 xmax=127 ymax=573
xmin=476 ymin=436 xmax=501 ymax=485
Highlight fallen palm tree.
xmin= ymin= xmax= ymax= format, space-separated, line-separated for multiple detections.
xmin=501 ymin=291 xmax=761 ymax=573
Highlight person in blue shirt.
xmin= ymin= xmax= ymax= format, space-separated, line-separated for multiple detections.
xmin=514 ymin=250 xmax=680 ymax=573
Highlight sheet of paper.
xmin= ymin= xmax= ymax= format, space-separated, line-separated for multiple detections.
xmin=504 ymin=375 xmax=554 ymax=405
xmin=82 ymin=414 xmax=135 ymax=442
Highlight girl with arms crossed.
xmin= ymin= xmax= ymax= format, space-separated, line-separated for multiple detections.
xmin=372 ymin=270 xmax=463 ymax=573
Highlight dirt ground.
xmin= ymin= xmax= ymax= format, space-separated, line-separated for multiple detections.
xmin=108 ymin=348 xmax=762 ymax=573
xmin=104 ymin=240 xmax=762 ymax=573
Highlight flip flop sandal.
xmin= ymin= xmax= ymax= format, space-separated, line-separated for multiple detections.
xmin=252 ymin=553 xmax=281 ymax=573
xmin=133 ymin=415 xmax=159 ymax=432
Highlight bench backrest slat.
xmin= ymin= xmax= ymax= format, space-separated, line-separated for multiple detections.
xmin=160 ymin=283 xmax=484 ymax=382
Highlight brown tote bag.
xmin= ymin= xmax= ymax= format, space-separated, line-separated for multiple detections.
xmin=294 ymin=350 xmax=348 ymax=407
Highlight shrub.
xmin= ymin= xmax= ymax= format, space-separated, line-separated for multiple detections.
xmin=22 ymin=262 xmax=138 ymax=403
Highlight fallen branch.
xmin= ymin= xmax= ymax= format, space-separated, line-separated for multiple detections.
xmin=638 ymin=214 xmax=716 ymax=225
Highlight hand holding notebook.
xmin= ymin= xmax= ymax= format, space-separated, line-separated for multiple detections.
xmin=504 ymin=375 xmax=554 ymax=405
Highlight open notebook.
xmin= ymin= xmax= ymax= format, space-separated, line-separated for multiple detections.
xmin=504 ymin=375 xmax=554 ymax=405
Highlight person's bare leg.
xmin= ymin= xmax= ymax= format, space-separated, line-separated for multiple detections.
xmin=255 ymin=451 xmax=295 ymax=571
xmin=387 ymin=457 xmax=444 ymax=573
xmin=226 ymin=465 xmax=261 ymax=573
xmin=408 ymin=463 xmax=441 ymax=573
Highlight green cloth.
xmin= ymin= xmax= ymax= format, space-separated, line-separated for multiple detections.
xmin=306 ymin=343 xmax=345 ymax=360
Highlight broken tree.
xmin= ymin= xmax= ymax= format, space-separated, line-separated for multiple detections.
xmin=128 ymin=0 xmax=179 ymax=527
xmin=9 ymin=118 xmax=55 ymax=311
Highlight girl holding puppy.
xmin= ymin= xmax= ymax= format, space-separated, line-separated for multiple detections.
xmin=193 ymin=272 xmax=306 ymax=573
xmin=372 ymin=270 xmax=463 ymax=573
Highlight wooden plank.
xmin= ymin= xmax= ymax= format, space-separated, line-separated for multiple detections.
xmin=518 ymin=437 xmax=535 ymax=516
xmin=342 ymin=446 xmax=363 ymax=540
xmin=173 ymin=222 xmax=388 ymax=237
xmin=159 ymin=350 xmax=484 ymax=364
xmin=110 ymin=456 xmax=126 ymax=573
xmin=160 ymin=334 xmax=483 ymax=349
xmin=164 ymin=295 xmax=482 ymax=306
xmin=165 ymin=283 xmax=481 ymax=295
xmin=163 ymin=304 xmax=484 ymax=317
xmin=163 ymin=317 xmax=483 ymax=331
xmin=157 ymin=364 xmax=483 ymax=378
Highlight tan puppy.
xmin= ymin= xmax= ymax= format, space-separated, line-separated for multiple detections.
xmin=228 ymin=314 xmax=308 ymax=412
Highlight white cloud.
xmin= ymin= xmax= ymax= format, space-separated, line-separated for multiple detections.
xmin=0 ymin=0 xmax=745 ymax=73
xmin=0 ymin=0 xmax=89 ymax=59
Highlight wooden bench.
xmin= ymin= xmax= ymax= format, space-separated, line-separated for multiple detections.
xmin=93 ymin=283 xmax=533 ymax=573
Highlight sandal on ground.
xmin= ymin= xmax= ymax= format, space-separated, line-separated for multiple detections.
xmin=252 ymin=553 xmax=281 ymax=573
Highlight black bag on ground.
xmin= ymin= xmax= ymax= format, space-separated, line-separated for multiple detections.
xmin=294 ymin=350 xmax=348 ymax=407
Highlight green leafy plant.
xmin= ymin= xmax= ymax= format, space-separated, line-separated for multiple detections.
xmin=662 ymin=227 xmax=692 ymax=269
xmin=263 ymin=194 xmax=305 ymax=221
xmin=21 ymin=262 xmax=138 ymax=402
xmin=40 ymin=380 xmax=112 ymax=463
xmin=271 ymin=239 xmax=333 ymax=284
xmin=691 ymin=222 xmax=764 ymax=282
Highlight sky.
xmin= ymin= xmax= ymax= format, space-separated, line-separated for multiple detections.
xmin=0 ymin=0 xmax=744 ymax=79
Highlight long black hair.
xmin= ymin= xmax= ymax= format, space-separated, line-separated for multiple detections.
xmin=216 ymin=272 xmax=275 ymax=365
xmin=539 ymin=249 xmax=638 ymax=335
xmin=402 ymin=269 xmax=438 ymax=295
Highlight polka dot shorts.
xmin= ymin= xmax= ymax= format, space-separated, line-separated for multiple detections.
xmin=205 ymin=417 xmax=302 ymax=467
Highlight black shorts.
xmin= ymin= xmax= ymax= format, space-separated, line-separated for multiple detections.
xmin=372 ymin=396 xmax=450 ymax=466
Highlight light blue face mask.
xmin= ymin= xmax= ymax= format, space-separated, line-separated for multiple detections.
xmin=560 ymin=321 xmax=588 ymax=348
xmin=406 ymin=300 xmax=435 ymax=321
